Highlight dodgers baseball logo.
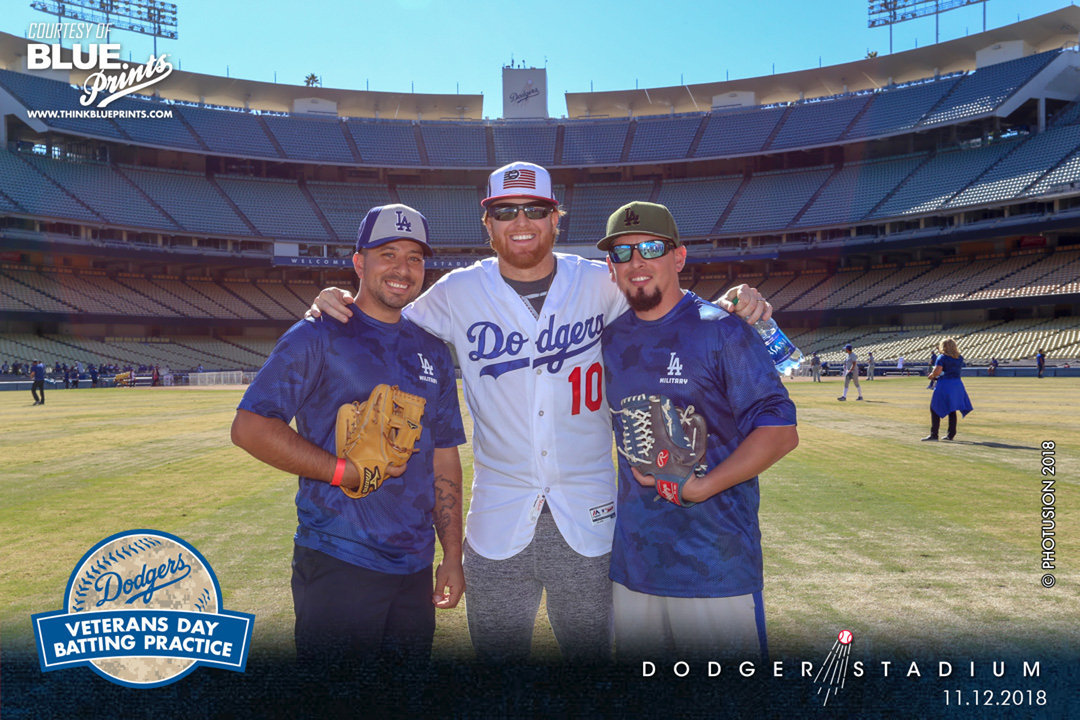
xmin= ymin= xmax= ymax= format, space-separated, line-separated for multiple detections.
xmin=32 ymin=529 xmax=253 ymax=688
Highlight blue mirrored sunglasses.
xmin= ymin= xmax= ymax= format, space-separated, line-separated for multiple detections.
xmin=607 ymin=239 xmax=673 ymax=264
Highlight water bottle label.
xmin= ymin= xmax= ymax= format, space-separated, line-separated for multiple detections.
xmin=763 ymin=330 xmax=796 ymax=366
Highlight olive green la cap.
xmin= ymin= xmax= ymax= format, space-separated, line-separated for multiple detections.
xmin=596 ymin=201 xmax=681 ymax=251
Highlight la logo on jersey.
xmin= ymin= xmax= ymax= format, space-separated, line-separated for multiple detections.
xmin=416 ymin=353 xmax=437 ymax=384
xmin=660 ymin=352 xmax=688 ymax=384
xmin=395 ymin=211 xmax=413 ymax=233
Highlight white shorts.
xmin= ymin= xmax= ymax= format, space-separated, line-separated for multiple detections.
xmin=613 ymin=582 xmax=766 ymax=661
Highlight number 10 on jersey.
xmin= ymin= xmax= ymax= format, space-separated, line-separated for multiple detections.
xmin=568 ymin=362 xmax=603 ymax=414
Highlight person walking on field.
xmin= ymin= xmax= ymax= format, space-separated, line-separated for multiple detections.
xmin=922 ymin=338 xmax=973 ymax=441
xmin=837 ymin=344 xmax=863 ymax=401
xmin=30 ymin=359 xmax=46 ymax=405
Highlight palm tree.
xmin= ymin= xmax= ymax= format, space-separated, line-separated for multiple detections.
xmin=304 ymin=73 xmax=321 ymax=87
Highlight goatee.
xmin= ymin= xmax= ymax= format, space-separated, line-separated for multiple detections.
xmin=625 ymin=287 xmax=662 ymax=313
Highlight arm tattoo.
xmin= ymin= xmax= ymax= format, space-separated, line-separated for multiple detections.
xmin=433 ymin=471 xmax=460 ymax=541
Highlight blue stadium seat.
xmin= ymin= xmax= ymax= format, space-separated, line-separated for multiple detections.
xmin=694 ymin=107 xmax=785 ymax=158
xmin=491 ymin=122 xmax=557 ymax=166
xmin=263 ymin=115 xmax=356 ymax=164
xmin=561 ymin=120 xmax=629 ymax=165
xmin=347 ymin=120 xmax=422 ymax=165
xmin=420 ymin=123 xmax=488 ymax=166
xmin=628 ymin=116 xmax=701 ymax=162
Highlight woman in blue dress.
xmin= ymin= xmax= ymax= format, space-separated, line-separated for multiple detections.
xmin=922 ymin=338 xmax=974 ymax=441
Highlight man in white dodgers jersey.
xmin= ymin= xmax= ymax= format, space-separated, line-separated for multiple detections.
xmin=309 ymin=163 xmax=772 ymax=662
xmin=599 ymin=201 xmax=798 ymax=661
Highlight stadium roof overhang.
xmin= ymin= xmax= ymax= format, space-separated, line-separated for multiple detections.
xmin=0 ymin=31 xmax=484 ymax=120
xmin=564 ymin=5 xmax=1080 ymax=118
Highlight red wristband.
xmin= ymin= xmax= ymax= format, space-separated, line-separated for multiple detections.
xmin=331 ymin=458 xmax=346 ymax=487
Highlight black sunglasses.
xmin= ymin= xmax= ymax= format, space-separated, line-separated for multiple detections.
xmin=489 ymin=204 xmax=555 ymax=222
xmin=607 ymin=239 xmax=673 ymax=264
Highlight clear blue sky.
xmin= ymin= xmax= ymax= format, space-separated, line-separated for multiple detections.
xmin=3 ymin=0 xmax=1075 ymax=117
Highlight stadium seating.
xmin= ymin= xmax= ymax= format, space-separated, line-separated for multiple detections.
xmin=845 ymin=77 xmax=962 ymax=139
xmin=871 ymin=139 xmax=1020 ymax=218
xmin=21 ymin=153 xmax=178 ymax=230
xmin=0 ymin=68 xmax=126 ymax=139
xmin=105 ymin=95 xmax=206 ymax=151
xmin=186 ymin=278 xmax=263 ymax=318
xmin=964 ymin=248 xmax=1080 ymax=299
xmin=176 ymin=105 xmax=280 ymax=158
xmin=396 ymin=185 xmax=485 ymax=245
xmin=565 ymin=180 xmax=657 ymax=244
xmin=491 ymin=122 xmax=558 ymax=166
xmin=929 ymin=253 xmax=1043 ymax=302
xmin=148 ymin=278 xmax=240 ymax=318
xmin=655 ymin=176 xmax=742 ymax=236
xmin=307 ymin=181 xmax=394 ymax=242
xmin=262 ymin=115 xmax=357 ymax=164
xmin=0 ymin=148 xmax=102 ymax=222
xmin=918 ymin=50 xmax=1059 ymax=127
xmin=0 ymin=51 xmax=1061 ymax=169
xmin=838 ymin=264 xmax=935 ymax=308
xmin=945 ymin=125 xmax=1080 ymax=208
xmin=215 ymin=175 xmax=328 ymax=240
xmin=252 ymin=280 xmax=311 ymax=318
xmin=721 ymin=166 xmax=833 ymax=233
xmin=770 ymin=95 xmax=869 ymax=150
xmin=1 ymin=268 xmax=82 ymax=313
xmin=420 ymin=123 xmax=488 ymax=166
xmin=771 ymin=271 xmax=830 ymax=311
xmin=694 ymin=107 xmax=786 ymax=158
xmin=346 ymin=120 xmax=422 ymax=165
xmin=118 ymin=165 xmax=252 ymax=236
xmin=561 ymin=120 xmax=629 ymax=165
xmin=795 ymin=155 xmax=925 ymax=228
xmin=868 ymin=259 xmax=972 ymax=305
xmin=1023 ymin=145 xmax=1080 ymax=197
xmin=628 ymin=116 xmax=702 ymax=162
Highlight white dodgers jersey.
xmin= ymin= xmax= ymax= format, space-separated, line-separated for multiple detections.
xmin=404 ymin=253 xmax=628 ymax=559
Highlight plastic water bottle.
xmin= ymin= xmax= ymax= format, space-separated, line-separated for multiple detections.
xmin=755 ymin=317 xmax=803 ymax=375
xmin=732 ymin=297 xmax=803 ymax=374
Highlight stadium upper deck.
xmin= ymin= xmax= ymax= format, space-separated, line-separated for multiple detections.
xmin=0 ymin=46 xmax=1073 ymax=168
xmin=2 ymin=9 xmax=1080 ymax=278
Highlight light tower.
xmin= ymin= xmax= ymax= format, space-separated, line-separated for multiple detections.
xmin=868 ymin=0 xmax=988 ymax=54
xmin=29 ymin=0 xmax=178 ymax=56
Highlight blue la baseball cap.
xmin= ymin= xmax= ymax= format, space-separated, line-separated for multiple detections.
xmin=355 ymin=204 xmax=433 ymax=256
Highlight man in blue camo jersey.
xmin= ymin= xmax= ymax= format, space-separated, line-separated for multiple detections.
xmin=598 ymin=201 xmax=799 ymax=662
xmin=231 ymin=204 xmax=466 ymax=669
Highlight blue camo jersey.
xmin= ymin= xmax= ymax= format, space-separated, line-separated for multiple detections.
xmin=603 ymin=292 xmax=797 ymax=598
xmin=238 ymin=311 xmax=465 ymax=574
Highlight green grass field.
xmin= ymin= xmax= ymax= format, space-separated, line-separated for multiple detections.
xmin=2 ymin=376 xmax=1075 ymax=663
